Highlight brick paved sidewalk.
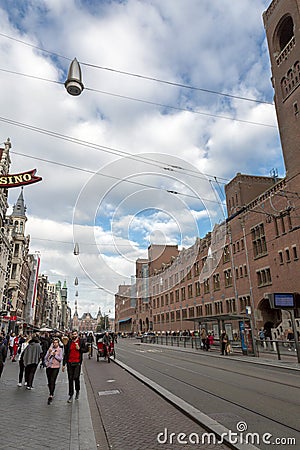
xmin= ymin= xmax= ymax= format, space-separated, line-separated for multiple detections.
xmin=0 ymin=357 xmax=97 ymax=450
xmin=83 ymin=357 xmax=229 ymax=450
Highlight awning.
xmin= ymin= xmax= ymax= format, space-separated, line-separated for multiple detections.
xmin=118 ymin=317 xmax=132 ymax=323
xmin=186 ymin=313 xmax=249 ymax=323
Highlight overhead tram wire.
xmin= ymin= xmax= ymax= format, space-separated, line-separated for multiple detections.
xmin=0 ymin=31 xmax=274 ymax=106
xmin=0 ymin=67 xmax=277 ymax=130
xmin=85 ymin=85 xmax=276 ymax=129
xmin=30 ymin=236 xmax=142 ymax=248
xmin=0 ymin=115 xmax=230 ymax=185
xmin=9 ymin=149 xmax=225 ymax=206
xmin=29 ymin=202 xmax=298 ymax=254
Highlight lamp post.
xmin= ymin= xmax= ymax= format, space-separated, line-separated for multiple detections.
xmin=240 ymin=219 xmax=257 ymax=356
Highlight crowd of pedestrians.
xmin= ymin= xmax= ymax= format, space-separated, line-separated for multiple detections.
xmin=0 ymin=329 xmax=88 ymax=405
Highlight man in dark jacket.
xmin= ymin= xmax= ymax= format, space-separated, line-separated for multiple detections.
xmin=62 ymin=330 xmax=87 ymax=402
xmin=86 ymin=332 xmax=94 ymax=357
xmin=0 ymin=336 xmax=7 ymax=378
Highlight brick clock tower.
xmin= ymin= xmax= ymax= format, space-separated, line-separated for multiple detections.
xmin=263 ymin=0 xmax=300 ymax=180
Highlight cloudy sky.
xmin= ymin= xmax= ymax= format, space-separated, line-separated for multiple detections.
xmin=0 ymin=0 xmax=283 ymax=318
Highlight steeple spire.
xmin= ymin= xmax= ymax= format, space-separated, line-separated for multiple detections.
xmin=12 ymin=187 xmax=27 ymax=217
xmin=74 ymin=298 xmax=78 ymax=317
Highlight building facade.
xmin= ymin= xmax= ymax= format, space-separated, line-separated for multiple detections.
xmin=115 ymin=0 xmax=300 ymax=340
xmin=72 ymin=301 xmax=103 ymax=332
xmin=0 ymin=139 xmax=12 ymax=328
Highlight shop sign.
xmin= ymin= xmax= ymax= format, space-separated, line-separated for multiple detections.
xmin=0 ymin=169 xmax=42 ymax=188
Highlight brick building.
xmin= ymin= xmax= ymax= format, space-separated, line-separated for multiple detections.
xmin=115 ymin=0 xmax=300 ymax=340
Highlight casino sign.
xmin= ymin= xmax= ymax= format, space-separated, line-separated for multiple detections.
xmin=0 ymin=169 xmax=42 ymax=188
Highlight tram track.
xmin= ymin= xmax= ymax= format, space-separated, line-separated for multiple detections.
xmin=117 ymin=343 xmax=300 ymax=437
xmin=134 ymin=342 xmax=299 ymax=389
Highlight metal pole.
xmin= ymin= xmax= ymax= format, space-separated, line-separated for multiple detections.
xmin=241 ymin=220 xmax=258 ymax=356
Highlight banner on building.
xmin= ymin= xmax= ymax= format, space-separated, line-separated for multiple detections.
xmin=0 ymin=169 xmax=42 ymax=188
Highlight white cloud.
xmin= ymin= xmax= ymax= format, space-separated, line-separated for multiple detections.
xmin=0 ymin=0 xmax=282 ymax=317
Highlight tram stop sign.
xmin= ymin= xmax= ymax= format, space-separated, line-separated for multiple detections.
xmin=267 ymin=293 xmax=296 ymax=309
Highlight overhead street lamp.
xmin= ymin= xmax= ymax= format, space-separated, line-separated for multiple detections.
xmin=65 ymin=58 xmax=84 ymax=96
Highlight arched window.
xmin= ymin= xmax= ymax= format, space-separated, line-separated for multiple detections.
xmin=277 ymin=15 xmax=294 ymax=51
xmin=288 ymin=69 xmax=293 ymax=80
xmin=281 ymin=77 xmax=288 ymax=97
xmin=295 ymin=61 xmax=300 ymax=82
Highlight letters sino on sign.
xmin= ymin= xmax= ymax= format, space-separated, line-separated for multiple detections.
xmin=0 ymin=169 xmax=42 ymax=188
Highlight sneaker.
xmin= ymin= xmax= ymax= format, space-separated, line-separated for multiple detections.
xmin=26 ymin=386 xmax=32 ymax=390
xmin=75 ymin=392 xmax=79 ymax=400
xmin=17 ymin=383 xmax=22 ymax=387
xmin=24 ymin=382 xmax=27 ymax=386
xmin=67 ymin=395 xmax=73 ymax=403
xmin=47 ymin=396 xmax=53 ymax=405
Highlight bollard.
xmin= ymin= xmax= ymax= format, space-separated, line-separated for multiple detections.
xmin=275 ymin=341 xmax=281 ymax=360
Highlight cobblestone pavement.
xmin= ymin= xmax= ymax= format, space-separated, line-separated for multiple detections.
xmin=0 ymin=357 xmax=96 ymax=450
xmin=83 ymin=356 xmax=230 ymax=450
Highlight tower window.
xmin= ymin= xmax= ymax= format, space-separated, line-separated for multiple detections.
xmin=277 ymin=16 xmax=294 ymax=51
xmin=294 ymin=102 xmax=299 ymax=115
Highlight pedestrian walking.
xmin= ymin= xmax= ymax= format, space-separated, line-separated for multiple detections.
xmin=11 ymin=334 xmax=19 ymax=362
xmin=44 ymin=337 xmax=63 ymax=404
xmin=9 ymin=333 xmax=15 ymax=358
xmin=40 ymin=333 xmax=51 ymax=368
xmin=207 ymin=332 xmax=214 ymax=351
xmin=103 ymin=331 xmax=112 ymax=362
xmin=200 ymin=328 xmax=207 ymax=350
xmin=23 ymin=336 xmax=42 ymax=390
xmin=62 ymin=330 xmax=87 ymax=403
xmin=220 ymin=330 xmax=229 ymax=355
xmin=287 ymin=329 xmax=295 ymax=351
xmin=17 ymin=335 xmax=30 ymax=386
xmin=259 ymin=328 xmax=265 ymax=347
xmin=0 ymin=336 xmax=7 ymax=378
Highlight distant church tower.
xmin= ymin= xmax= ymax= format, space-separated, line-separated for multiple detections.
xmin=72 ymin=298 xmax=79 ymax=329
xmin=61 ymin=280 xmax=68 ymax=329
xmin=263 ymin=0 xmax=300 ymax=180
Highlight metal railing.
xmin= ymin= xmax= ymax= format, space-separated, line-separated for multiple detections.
xmin=139 ymin=335 xmax=299 ymax=361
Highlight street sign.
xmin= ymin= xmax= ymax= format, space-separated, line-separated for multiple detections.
xmin=267 ymin=293 xmax=296 ymax=309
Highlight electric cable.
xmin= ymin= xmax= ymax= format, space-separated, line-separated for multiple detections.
xmin=0 ymin=67 xmax=277 ymax=129
xmin=10 ymin=149 xmax=224 ymax=206
xmin=0 ymin=115 xmax=231 ymax=185
xmin=0 ymin=31 xmax=274 ymax=105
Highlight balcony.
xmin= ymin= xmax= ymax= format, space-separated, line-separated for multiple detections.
xmin=276 ymin=36 xmax=295 ymax=66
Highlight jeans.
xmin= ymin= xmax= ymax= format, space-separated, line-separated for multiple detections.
xmin=18 ymin=359 xmax=27 ymax=384
xmin=25 ymin=363 xmax=38 ymax=387
xmin=67 ymin=362 xmax=81 ymax=396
